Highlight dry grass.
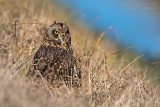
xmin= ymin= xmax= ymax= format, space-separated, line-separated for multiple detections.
xmin=0 ymin=0 xmax=160 ymax=107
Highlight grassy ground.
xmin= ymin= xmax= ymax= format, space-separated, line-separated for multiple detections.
xmin=0 ymin=0 xmax=160 ymax=106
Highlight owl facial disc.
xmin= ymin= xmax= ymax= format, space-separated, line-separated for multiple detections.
xmin=47 ymin=22 xmax=71 ymax=44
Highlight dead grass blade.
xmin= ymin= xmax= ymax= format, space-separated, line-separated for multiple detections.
xmin=106 ymin=46 xmax=133 ymax=58
xmin=90 ymin=31 xmax=106 ymax=57
xmin=37 ymin=70 xmax=54 ymax=98
xmin=0 ymin=22 xmax=44 ymax=36
xmin=120 ymin=55 xmax=144 ymax=73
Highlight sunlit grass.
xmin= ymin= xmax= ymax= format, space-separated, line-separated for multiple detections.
xmin=0 ymin=0 xmax=160 ymax=107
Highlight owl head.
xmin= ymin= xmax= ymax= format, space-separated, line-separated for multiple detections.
xmin=46 ymin=21 xmax=71 ymax=44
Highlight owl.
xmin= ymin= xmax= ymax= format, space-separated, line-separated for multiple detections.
xmin=31 ymin=21 xmax=81 ymax=87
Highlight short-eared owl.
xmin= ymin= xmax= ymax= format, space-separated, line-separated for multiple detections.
xmin=31 ymin=21 xmax=81 ymax=87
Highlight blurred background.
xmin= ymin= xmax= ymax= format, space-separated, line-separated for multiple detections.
xmin=53 ymin=0 xmax=160 ymax=58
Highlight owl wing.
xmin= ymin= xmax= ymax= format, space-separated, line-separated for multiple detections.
xmin=33 ymin=45 xmax=59 ymax=73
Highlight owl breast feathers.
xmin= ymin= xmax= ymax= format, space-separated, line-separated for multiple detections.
xmin=31 ymin=21 xmax=81 ymax=87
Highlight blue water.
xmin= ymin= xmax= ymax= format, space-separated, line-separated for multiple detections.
xmin=54 ymin=0 xmax=160 ymax=58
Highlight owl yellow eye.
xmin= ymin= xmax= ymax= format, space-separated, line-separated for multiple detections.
xmin=54 ymin=31 xmax=59 ymax=34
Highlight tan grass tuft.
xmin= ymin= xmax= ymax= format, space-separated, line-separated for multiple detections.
xmin=0 ymin=0 xmax=160 ymax=107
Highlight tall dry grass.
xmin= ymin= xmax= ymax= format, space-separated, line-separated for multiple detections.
xmin=0 ymin=0 xmax=160 ymax=107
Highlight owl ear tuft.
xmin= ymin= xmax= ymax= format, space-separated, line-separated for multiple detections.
xmin=54 ymin=21 xmax=57 ymax=24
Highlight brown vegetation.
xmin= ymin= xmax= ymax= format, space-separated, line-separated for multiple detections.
xmin=0 ymin=0 xmax=160 ymax=106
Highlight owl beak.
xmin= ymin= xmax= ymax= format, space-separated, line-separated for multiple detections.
xmin=59 ymin=34 xmax=65 ymax=44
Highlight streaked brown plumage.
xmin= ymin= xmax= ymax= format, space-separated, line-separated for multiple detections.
xmin=31 ymin=21 xmax=81 ymax=87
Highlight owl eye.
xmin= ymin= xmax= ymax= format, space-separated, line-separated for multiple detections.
xmin=51 ymin=30 xmax=59 ymax=38
xmin=54 ymin=31 xmax=59 ymax=34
